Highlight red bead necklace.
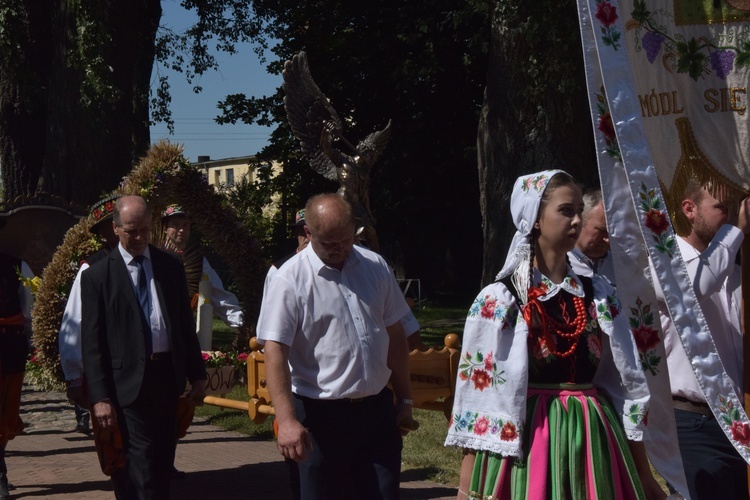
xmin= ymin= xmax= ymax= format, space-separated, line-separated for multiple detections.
xmin=526 ymin=288 xmax=588 ymax=359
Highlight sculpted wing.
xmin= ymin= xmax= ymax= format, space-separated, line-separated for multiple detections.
xmin=282 ymin=51 xmax=341 ymax=181
xmin=357 ymin=120 xmax=392 ymax=163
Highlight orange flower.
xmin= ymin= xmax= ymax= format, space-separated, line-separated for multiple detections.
xmin=500 ymin=422 xmax=517 ymax=441
xmin=470 ymin=369 xmax=491 ymax=391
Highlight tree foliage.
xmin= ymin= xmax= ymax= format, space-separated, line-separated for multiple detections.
xmin=0 ymin=0 xmax=160 ymax=205
xmin=204 ymin=0 xmax=493 ymax=298
xmin=477 ymin=0 xmax=598 ymax=286
xmin=0 ymin=0 xmax=595 ymax=298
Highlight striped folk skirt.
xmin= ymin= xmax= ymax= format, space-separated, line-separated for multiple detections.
xmin=468 ymin=384 xmax=645 ymax=500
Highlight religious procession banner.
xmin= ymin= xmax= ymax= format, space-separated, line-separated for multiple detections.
xmin=576 ymin=0 xmax=750 ymax=494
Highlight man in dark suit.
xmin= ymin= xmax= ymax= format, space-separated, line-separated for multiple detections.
xmin=81 ymin=195 xmax=206 ymax=500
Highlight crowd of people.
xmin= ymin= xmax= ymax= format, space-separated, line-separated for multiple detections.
xmin=0 ymin=168 xmax=747 ymax=499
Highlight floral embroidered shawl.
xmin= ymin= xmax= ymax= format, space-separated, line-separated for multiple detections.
xmin=444 ymin=268 xmax=649 ymax=458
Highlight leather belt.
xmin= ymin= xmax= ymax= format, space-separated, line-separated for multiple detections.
xmin=673 ymin=395 xmax=711 ymax=416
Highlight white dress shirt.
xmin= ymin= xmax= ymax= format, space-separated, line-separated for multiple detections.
xmin=59 ymin=261 xmax=90 ymax=381
xmin=659 ymin=225 xmax=744 ymax=402
xmin=569 ymin=247 xmax=616 ymax=285
xmin=257 ymin=244 xmax=411 ymax=400
xmin=119 ymin=245 xmax=170 ymax=354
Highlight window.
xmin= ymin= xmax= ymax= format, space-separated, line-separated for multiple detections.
xmin=226 ymin=168 xmax=235 ymax=187
xmin=214 ymin=170 xmax=221 ymax=185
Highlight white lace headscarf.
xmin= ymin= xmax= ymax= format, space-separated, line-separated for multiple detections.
xmin=495 ymin=169 xmax=570 ymax=303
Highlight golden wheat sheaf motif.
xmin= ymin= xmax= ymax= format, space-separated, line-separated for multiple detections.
xmin=660 ymin=117 xmax=748 ymax=237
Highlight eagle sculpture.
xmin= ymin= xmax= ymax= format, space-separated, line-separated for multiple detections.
xmin=282 ymin=51 xmax=391 ymax=252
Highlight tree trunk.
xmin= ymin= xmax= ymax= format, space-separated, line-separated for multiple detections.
xmin=478 ymin=0 xmax=596 ymax=286
xmin=0 ymin=0 xmax=160 ymax=207
xmin=0 ymin=0 xmax=54 ymax=203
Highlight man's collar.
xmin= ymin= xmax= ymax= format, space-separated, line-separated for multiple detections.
xmin=118 ymin=243 xmax=152 ymax=264
xmin=305 ymin=244 xmax=358 ymax=274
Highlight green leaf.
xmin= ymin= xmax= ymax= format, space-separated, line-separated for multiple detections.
xmin=631 ymin=0 xmax=651 ymax=22
xmin=675 ymin=39 xmax=708 ymax=80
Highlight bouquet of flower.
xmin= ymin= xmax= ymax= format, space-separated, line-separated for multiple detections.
xmin=202 ymin=350 xmax=249 ymax=371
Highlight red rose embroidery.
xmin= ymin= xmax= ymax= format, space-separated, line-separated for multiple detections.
xmin=730 ymin=421 xmax=750 ymax=445
xmin=595 ymin=1 xmax=618 ymax=28
xmin=598 ymin=112 xmax=615 ymax=140
xmin=632 ymin=325 xmax=660 ymax=352
xmin=484 ymin=352 xmax=494 ymax=371
xmin=474 ymin=416 xmax=489 ymax=436
xmin=459 ymin=371 xmax=468 ymax=381
xmin=481 ymin=298 xmax=496 ymax=319
xmin=470 ymin=369 xmax=492 ymax=391
xmin=500 ymin=422 xmax=518 ymax=442
xmin=644 ymin=209 xmax=669 ymax=235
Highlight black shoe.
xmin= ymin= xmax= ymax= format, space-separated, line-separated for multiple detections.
xmin=171 ymin=466 xmax=186 ymax=480
xmin=75 ymin=421 xmax=91 ymax=435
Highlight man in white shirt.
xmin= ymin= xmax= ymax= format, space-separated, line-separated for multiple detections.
xmin=257 ymin=193 xmax=414 ymax=499
xmin=658 ymin=180 xmax=750 ymax=499
xmin=568 ymin=189 xmax=615 ymax=283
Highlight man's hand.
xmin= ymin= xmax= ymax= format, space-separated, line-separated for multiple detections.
xmin=66 ymin=385 xmax=88 ymax=408
xmin=276 ymin=418 xmax=313 ymax=463
xmin=396 ymin=401 xmax=417 ymax=436
xmin=187 ymin=379 xmax=207 ymax=406
xmin=92 ymin=401 xmax=117 ymax=430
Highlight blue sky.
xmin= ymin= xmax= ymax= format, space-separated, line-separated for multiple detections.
xmin=150 ymin=1 xmax=282 ymax=163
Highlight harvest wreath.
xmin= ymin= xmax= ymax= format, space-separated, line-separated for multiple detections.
xmin=30 ymin=141 xmax=267 ymax=389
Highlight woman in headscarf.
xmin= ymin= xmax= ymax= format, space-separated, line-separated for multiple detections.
xmin=445 ymin=170 xmax=665 ymax=499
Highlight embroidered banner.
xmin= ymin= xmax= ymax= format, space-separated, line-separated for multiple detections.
xmin=577 ymin=0 xmax=750 ymax=493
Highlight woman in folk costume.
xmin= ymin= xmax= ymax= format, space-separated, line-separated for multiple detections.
xmin=445 ymin=170 xmax=665 ymax=499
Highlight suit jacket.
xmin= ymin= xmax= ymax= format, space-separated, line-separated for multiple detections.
xmin=81 ymin=244 xmax=206 ymax=407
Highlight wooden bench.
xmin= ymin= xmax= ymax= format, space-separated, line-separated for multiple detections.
xmin=239 ymin=334 xmax=462 ymax=424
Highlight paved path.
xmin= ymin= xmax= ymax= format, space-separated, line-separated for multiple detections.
xmin=5 ymin=384 xmax=456 ymax=499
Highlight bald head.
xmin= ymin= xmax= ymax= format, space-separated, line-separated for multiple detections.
xmin=304 ymin=194 xmax=356 ymax=269
xmin=113 ymin=196 xmax=152 ymax=256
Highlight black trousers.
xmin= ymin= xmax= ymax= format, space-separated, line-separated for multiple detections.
xmin=673 ymin=408 xmax=748 ymax=500
xmin=292 ymin=387 xmax=402 ymax=500
xmin=117 ymin=357 xmax=178 ymax=500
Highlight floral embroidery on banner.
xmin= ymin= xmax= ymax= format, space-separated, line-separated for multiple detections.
xmin=595 ymin=0 xmax=621 ymax=50
xmin=628 ymin=0 xmax=750 ymax=81
xmin=629 ymin=297 xmax=662 ymax=376
xmin=639 ymin=182 xmax=676 ymax=257
xmin=450 ymin=411 xmax=520 ymax=442
xmin=718 ymin=395 xmax=750 ymax=447
xmin=595 ymin=86 xmax=621 ymax=160
xmin=459 ymin=350 xmax=507 ymax=390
